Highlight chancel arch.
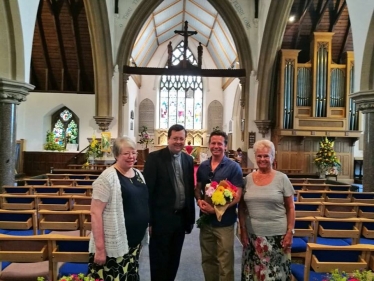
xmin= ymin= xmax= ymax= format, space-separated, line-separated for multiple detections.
xmin=117 ymin=0 xmax=253 ymax=145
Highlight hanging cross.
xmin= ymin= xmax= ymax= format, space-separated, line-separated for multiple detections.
xmin=174 ymin=21 xmax=198 ymax=63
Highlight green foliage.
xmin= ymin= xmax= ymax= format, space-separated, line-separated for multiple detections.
xmin=138 ymin=126 xmax=154 ymax=149
xmin=323 ymin=268 xmax=374 ymax=280
xmin=314 ymin=137 xmax=340 ymax=173
xmin=85 ymin=137 xmax=103 ymax=160
xmin=43 ymin=131 xmax=65 ymax=151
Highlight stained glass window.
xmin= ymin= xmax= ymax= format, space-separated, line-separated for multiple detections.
xmin=159 ymin=41 xmax=203 ymax=129
xmin=51 ymin=107 xmax=79 ymax=147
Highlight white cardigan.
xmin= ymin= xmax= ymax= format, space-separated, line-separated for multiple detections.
xmin=89 ymin=166 xmax=147 ymax=257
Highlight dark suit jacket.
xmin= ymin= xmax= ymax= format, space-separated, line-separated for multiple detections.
xmin=143 ymin=147 xmax=195 ymax=234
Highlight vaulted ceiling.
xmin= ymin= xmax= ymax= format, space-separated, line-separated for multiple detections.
xmin=282 ymin=0 xmax=352 ymax=63
xmin=30 ymin=0 xmax=353 ymax=94
xmin=131 ymin=0 xmax=238 ymax=70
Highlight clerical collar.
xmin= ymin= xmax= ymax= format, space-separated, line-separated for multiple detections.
xmin=169 ymin=149 xmax=181 ymax=157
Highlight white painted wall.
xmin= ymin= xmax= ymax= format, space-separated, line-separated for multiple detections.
xmin=16 ymin=92 xmax=96 ymax=151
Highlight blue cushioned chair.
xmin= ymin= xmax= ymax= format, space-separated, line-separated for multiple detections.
xmin=291 ymin=243 xmax=372 ymax=281
xmin=292 ymin=217 xmax=316 ymax=258
xmin=51 ymin=238 xmax=89 ymax=281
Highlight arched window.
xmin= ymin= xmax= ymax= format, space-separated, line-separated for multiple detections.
xmin=51 ymin=107 xmax=79 ymax=146
xmin=159 ymin=41 xmax=203 ymax=129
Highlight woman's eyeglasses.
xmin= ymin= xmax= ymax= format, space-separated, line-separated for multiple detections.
xmin=122 ymin=152 xmax=138 ymax=158
xmin=208 ymin=171 xmax=214 ymax=180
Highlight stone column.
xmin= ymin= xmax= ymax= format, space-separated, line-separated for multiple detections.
xmin=0 ymin=78 xmax=34 ymax=189
xmin=350 ymin=90 xmax=374 ymax=191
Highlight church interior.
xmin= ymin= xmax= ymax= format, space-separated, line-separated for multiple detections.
xmin=1 ymin=0 xmax=374 ymax=280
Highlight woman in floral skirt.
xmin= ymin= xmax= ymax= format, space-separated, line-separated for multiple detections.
xmin=88 ymin=137 xmax=149 ymax=281
xmin=238 ymin=140 xmax=295 ymax=281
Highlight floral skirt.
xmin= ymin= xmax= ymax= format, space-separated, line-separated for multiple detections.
xmin=241 ymin=234 xmax=291 ymax=281
xmin=88 ymin=244 xmax=141 ymax=281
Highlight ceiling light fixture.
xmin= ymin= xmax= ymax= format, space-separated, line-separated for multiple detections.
xmin=289 ymin=15 xmax=295 ymax=22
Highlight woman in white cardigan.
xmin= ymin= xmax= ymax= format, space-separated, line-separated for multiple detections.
xmin=88 ymin=136 xmax=149 ymax=281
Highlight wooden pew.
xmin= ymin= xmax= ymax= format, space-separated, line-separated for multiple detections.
xmin=38 ymin=210 xmax=81 ymax=235
xmin=23 ymin=179 xmax=49 ymax=186
xmin=51 ymin=235 xmax=90 ymax=280
xmin=291 ymin=243 xmax=372 ymax=281
xmin=38 ymin=195 xmax=74 ymax=211
xmin=0 ymin=209 xmax=38 ymax=235
xmin=0 ymin=234 xmax=90 ymax=281
xmin=0 ymin=194 xmax=39 ymax=210
xmin=315 ymin=216 xmax=362 ymax=245
xmin=322 ymin=202 xmax=359 ymax=218
xmin=2 ymin=185 xmax=33 ymax=195
xmin=294 ymin=202 xmax=324 ymax=217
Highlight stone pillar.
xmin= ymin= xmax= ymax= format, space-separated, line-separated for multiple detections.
xmin=0 ymin=78 xmax=34 ymax=189
xmin=350 ymin=90 xmax=374 ymax=191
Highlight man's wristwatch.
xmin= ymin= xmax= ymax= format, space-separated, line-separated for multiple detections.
xmin=287 ymin=228 xmax=295 ymax=235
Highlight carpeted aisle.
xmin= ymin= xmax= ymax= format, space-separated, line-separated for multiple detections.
xmin=139 ymin=209 xmax=243 ymax=280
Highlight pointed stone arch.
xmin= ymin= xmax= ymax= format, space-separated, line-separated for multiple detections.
xmin=207 ymin=100 xmax=223 ymax=132
xmin=83 ymin=0 xmax=113 ymax=130
xmin=360 ymin=13 xmax=374 ymax=90
xmin=139 ymin=98 xmax=155 ymax=133
xmin=116 ymin=0 xmax=254 ymax=140
xmin=256 ymin=0 xmax=293 ymax=121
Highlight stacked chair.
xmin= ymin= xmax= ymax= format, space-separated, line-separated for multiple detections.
xmin=291 ymin=178 xmax=374 ymax=280
xmin=0 ymin=174 xmax=96 ymax=280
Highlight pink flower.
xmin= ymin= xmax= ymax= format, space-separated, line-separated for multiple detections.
xmin=205 ymin=185 xmax=216 ymax=197
xmin=210 ymin=181 xmax=218 ymax=188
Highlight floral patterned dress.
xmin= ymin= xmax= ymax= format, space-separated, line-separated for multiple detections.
xmin=242 ymin=233 xmax=291 ymax=281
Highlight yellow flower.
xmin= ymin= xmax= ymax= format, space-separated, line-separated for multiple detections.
xmin=217 ymin=186 xmax=225 ymax=192
xmin=212 ymin=190 xmax=226 ymax=205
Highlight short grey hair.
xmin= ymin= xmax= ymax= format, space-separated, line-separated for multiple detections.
xmin=253 ymin=140 xmax=275 ymax=161
xmin=112 ymin=136 xmax=137 ymax=158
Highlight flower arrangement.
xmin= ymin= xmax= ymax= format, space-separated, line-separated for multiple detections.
xmin=138 ymin=126 xmax=154 ymax=149
xmin=314 ymin=137 xmax=341 ymax=174
xmin=37 ymin=273 xmax=102 ymax=281
xmin=85 ymin=136 xmax=103 ymax=160
xmin=196 ymin=180 xmax=238 ymax=227
xmin=322 ymin=269 xmax=374 ymax=281
xmin=44 ymin=130 xmax=65 ymax=151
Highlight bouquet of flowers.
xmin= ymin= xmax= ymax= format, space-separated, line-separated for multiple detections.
xmin=322 ymin=269 xmax=373 ymax=281
xmin=138 ymin=126 xmax=154 ymax=149
xmin=196 ymin=180 xmax=238 ymax=227
xmin=85 ymin=136 xmax=103 ymax=160
xmin=314 ymin=137 xmax=341 ymax=174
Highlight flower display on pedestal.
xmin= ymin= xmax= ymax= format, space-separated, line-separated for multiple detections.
xmin=138 ymin=126 xmax=154 ymax=149
xmin=314 ymin=137 xmax=341 ymax=175
xmin=85 ymin=136 xmax=103 ymax=161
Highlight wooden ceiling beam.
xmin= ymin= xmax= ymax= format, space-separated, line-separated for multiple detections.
xmin=312 ymin=0 xmax=332 ymax=31
xmin=67 ymin=0 xmax=84 ymax=92
xmin=338 ymin=19 xmax=350 ymax=63
xmin=36 ymin=0 xmax=57 ymax=90
xmin=30 ymin=60 xmax=40 ymax=89
xmin=48 ymin=0 xmax=73 ymax=91
xmin=329 ymin=0 xmax=346 ymax=31
xmin=293 ymin=0 xmax=313 ymax=49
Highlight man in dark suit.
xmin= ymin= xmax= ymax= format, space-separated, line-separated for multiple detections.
xmin=143 ymin=124 xmax=195 ymax=281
